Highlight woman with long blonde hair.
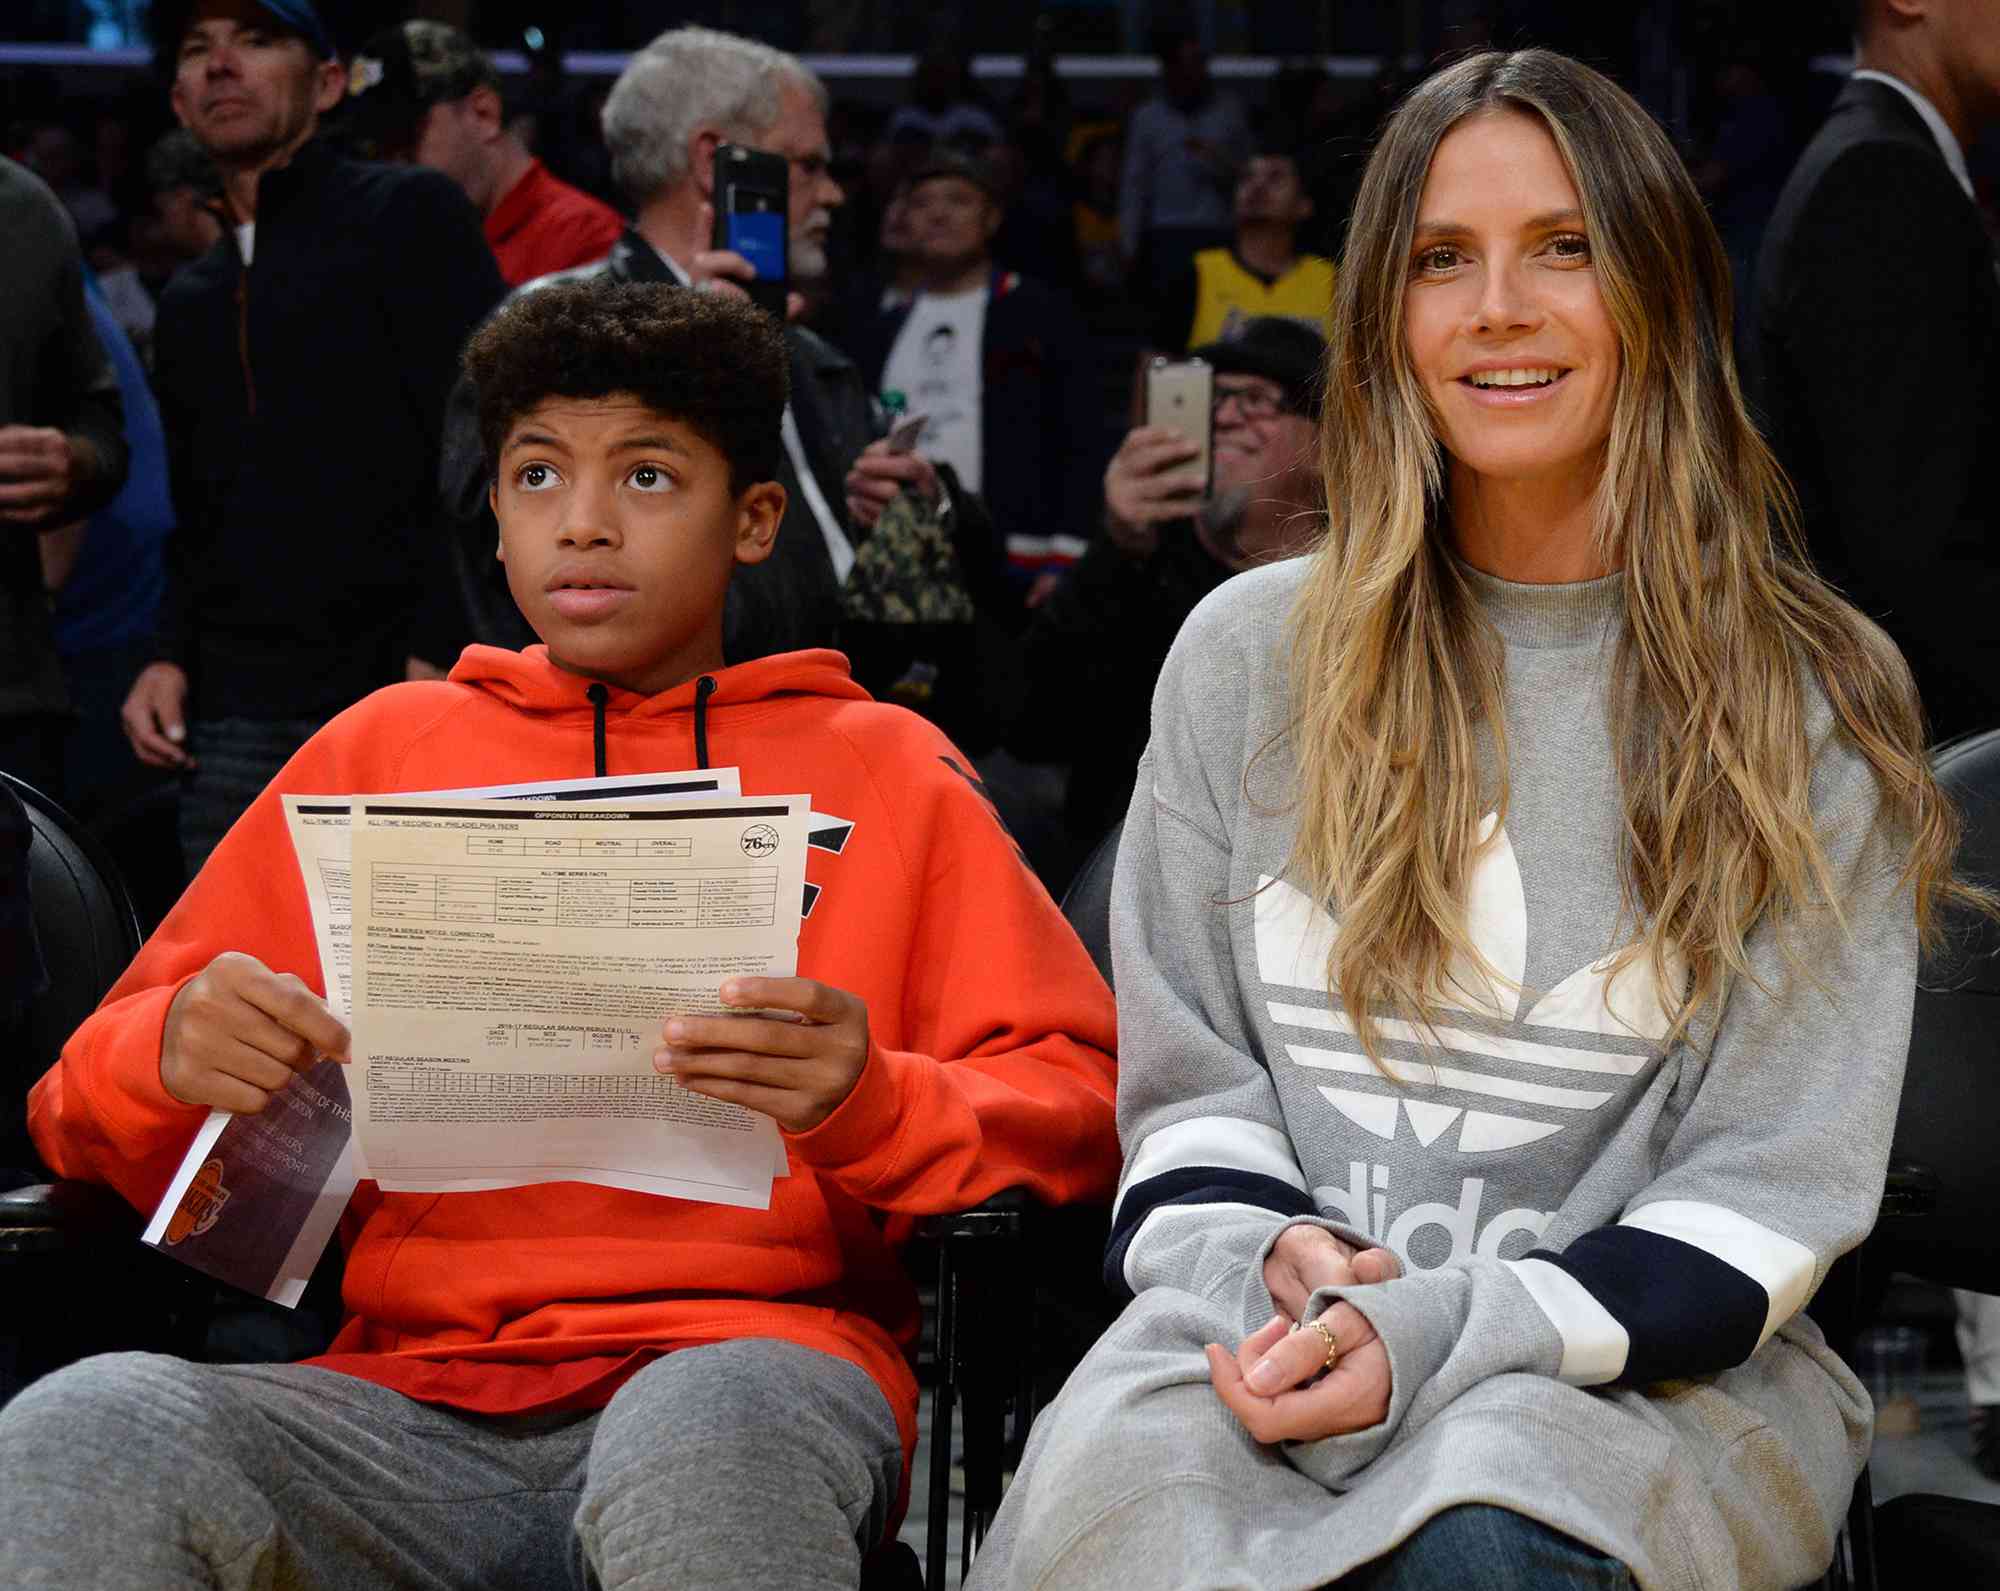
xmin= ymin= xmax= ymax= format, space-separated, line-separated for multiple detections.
xmin=967 ymin=48 xmax=1958 ymax=1590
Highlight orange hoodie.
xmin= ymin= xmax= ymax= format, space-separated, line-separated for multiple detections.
xmin=29 ymin=646 xmax=1120 ymax=1468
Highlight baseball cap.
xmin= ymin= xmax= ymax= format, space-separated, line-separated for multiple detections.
xmin=906 ymin=148 xmax=1002 ymax=203
xmin=1191 ymin=316 xmax=1328 ymax=422
xmin=340 ymin=20 xmax=500 ymax=160
xmin=153 ymin=0 xmax=337 ymax=61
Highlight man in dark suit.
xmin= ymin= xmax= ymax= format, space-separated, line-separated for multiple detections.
xmin=1757 ymin=0 xmax=2000 ymax=1485
xmin=1753 ymin=0 xmax=2000 ymax=744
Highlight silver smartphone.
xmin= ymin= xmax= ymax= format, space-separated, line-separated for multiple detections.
xmin=1145 ymin=357 xmax=1213 ymax=495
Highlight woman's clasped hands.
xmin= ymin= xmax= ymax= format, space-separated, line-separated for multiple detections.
xmin=1205 ymin=1223 xmax=1400 ymax=1445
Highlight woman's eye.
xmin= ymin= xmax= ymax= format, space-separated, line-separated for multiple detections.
xmin=1415 ymin=245 xmax=1462 ymax=274
xmin=1547 ymin=232 xmax=1592 ymax=262
xmin=516 ymin=463 xmax=559 ymax=491
xmin=629 ymin=465 xmax=671 ymax=492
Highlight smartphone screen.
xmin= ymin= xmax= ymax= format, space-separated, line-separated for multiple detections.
xmin=1145 ymin=358 xmax=1214 ymax=496
xmin=723 ymin=200 xmax=785 ymax=285
xmin=712 ymin=143 xmax=790 ymax=319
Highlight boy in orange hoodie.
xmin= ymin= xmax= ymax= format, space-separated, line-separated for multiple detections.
xmin=0 ymin=281 xmax=1120 ymax=1590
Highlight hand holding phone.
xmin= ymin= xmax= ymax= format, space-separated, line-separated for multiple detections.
xmin=1144 ymin=357 xmax=1213 ymax=497
xmin=710 ymin=143 xmax=789 ymax=319
xmin=883 ymin=412 xmax=930 ymax=455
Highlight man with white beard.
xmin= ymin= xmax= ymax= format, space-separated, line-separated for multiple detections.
xmin=1007 ymin=316 xmax=1327 ymax=874
xmin=440 ymin=25 xmax=871 ymax=662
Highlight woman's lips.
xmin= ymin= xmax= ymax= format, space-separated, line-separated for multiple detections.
xmin=1456 ymin=370 xmax=1573 ymax=406
xmin=545 ymin=587 xmax=634 ymax=621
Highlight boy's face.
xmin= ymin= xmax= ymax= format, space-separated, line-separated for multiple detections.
xmin=491 ymin=395 xmax=782 ymax=697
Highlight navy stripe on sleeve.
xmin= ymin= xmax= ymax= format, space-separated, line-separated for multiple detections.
xmin=1105 ymin=1167 xmax=1320 ymax=1298
xmin=1526 ymin=1226 xmax=1770 ymax=1384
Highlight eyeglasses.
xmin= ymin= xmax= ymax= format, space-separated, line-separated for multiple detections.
xmin=1212 ymin=383 xmax=1291 ymax=421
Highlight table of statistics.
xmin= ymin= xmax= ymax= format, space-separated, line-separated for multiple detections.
xmin=344 ymin=791 xmax=810 ymax=1207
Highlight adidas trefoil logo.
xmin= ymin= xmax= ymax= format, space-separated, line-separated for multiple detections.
xmin=1255 ymin=815 xmax=1679 ymax=1154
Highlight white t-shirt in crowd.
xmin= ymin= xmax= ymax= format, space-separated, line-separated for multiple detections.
xmin=881 ymin=284 xmax=989 ymax=494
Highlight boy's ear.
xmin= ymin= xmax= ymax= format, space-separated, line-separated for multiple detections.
xmin=488 ymin=480 xmax=506 ymax=562
xmin=733 ymin=481 xmax=786 ymax=567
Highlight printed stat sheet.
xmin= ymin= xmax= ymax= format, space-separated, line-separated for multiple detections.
xmin=347 ymin=791 xmax=809 ymax=1206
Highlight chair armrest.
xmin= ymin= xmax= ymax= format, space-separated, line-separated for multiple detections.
xmin=1879 ymin=1159 xmax=1939 ymax=1220
xmin=0 ymin=1178 xmax=142 ymax=1255
xmin=917 ymin=1186 xmax=1027 ymax=1247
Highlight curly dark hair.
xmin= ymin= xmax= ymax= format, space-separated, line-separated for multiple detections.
xmin=464 ymin=278 xmax=790 ymax=493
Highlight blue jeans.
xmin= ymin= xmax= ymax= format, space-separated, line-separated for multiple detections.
xmin=1334 ymin=1503 xmax=1638 ymax=1589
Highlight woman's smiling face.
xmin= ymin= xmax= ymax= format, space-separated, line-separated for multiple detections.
xmin=1402 ymin=107 xmax=1620 ymax=495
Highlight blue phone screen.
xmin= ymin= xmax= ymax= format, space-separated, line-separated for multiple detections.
xmin=725 ymin=209 xmax=785 ymax=283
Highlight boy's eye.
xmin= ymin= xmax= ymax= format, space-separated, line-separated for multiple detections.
xmin=628 ymin=465 xmax=672 ymax=492
xmin=515 ymin=462 xmax=560 ymax=491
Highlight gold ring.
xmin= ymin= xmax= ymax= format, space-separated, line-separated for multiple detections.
xmin=1309 ymin=1317 xmax=1340 ymax=1373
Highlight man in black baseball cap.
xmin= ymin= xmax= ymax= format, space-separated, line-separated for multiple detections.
xmin=1011 ymin=313 xmax=1329 ymax=868
xmin=121 ymin=0 xmax=505 ymax=874
xmin=341 ymin=20 xmax=622 ymax=284
xmin=154 ymin=0 xmax=335 ymax=61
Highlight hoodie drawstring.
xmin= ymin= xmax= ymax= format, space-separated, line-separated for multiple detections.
xmin=694 ymin=676 xmax=716 ymax=770
xmin=586 ymin=683 xmax=608 ymax=777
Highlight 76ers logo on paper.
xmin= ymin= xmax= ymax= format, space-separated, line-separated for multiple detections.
xmin=164 ymin=1157 xmax=231 ymax=1244
xmin=740 ymin=823 xmax=780 ymax=858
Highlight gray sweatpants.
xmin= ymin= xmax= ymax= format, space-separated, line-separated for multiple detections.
xmin=0 ymin=1338 xmax=902 ymax=1590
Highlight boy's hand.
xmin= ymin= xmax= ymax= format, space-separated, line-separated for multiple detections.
xmin=160 ymin=951 xmax=350 ymax=1114
xmin=656 ymin=976 xmax=869 ymax=1133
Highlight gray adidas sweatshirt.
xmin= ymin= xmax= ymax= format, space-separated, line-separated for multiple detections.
xmin=1096 ymin=557 xmax=1913 ymax=1588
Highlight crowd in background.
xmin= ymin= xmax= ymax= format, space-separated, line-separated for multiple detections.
xmin=13 ymin=7 xmax=1991 ymax=916
xmin=5 ymin=0 xmax=2000 ymax=1515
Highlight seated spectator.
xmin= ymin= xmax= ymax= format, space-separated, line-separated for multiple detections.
xmin=138 ymin=127 xmax=223 ymax=292
xmin=969 ymin=50 xmax=1946 ymax=1591
xmin=0 ymin=280 xmax=1119 ymax=1589
xmin=1143 ymin=145 xmax=1334 ymax=368
xmin=849 ymin=151 xmax=1098 ymax=595
xmin=1119 ymin=32 xmax=1252 ymax=294
xmin=439 ymin=25 xmax=871 ymax=666
xmin=1069 ymin=127 xmax=1126 ymax=302
xmin=341 ymin=20 xmax=624 ymax=286
xmin=1011 ymin=316 xmax=1326 ymax=871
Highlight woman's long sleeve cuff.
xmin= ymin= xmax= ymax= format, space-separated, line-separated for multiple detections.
xmin=1280 ymin=1264 xmax=1563 ymax=1489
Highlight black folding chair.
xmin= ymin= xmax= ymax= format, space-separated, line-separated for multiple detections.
xmin=1818 ymin=727 xmax=2000 ymax=1590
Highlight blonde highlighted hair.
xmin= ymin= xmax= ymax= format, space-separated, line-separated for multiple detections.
xmin=1289 ymin=48 xmax=1966 ymax=1062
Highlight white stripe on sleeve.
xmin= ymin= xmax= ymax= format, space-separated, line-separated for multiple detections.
xmin=1505 ymin=1256 xmax=1632 ymax=1386
xmin=1116 ymin=1115 xmax=1309 ymax=1213
xmin=1620 ymin=1200 xmax=1816 ymax=1345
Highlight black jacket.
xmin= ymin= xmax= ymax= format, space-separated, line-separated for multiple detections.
xmin=1752 ymin=77 xmax=2000 ymax=742
xmin=439 ymin=229 xmax=877 ymax=664
xmin=1 ymin=156 xmax=128 ymax=720
xmin=1010 ymin=522 xmax=1231 ymax=850
xmin=849 ymin=269 xmax=1099 ymax=583
xmin=152 ymin=138 xmax=505 ymax=721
